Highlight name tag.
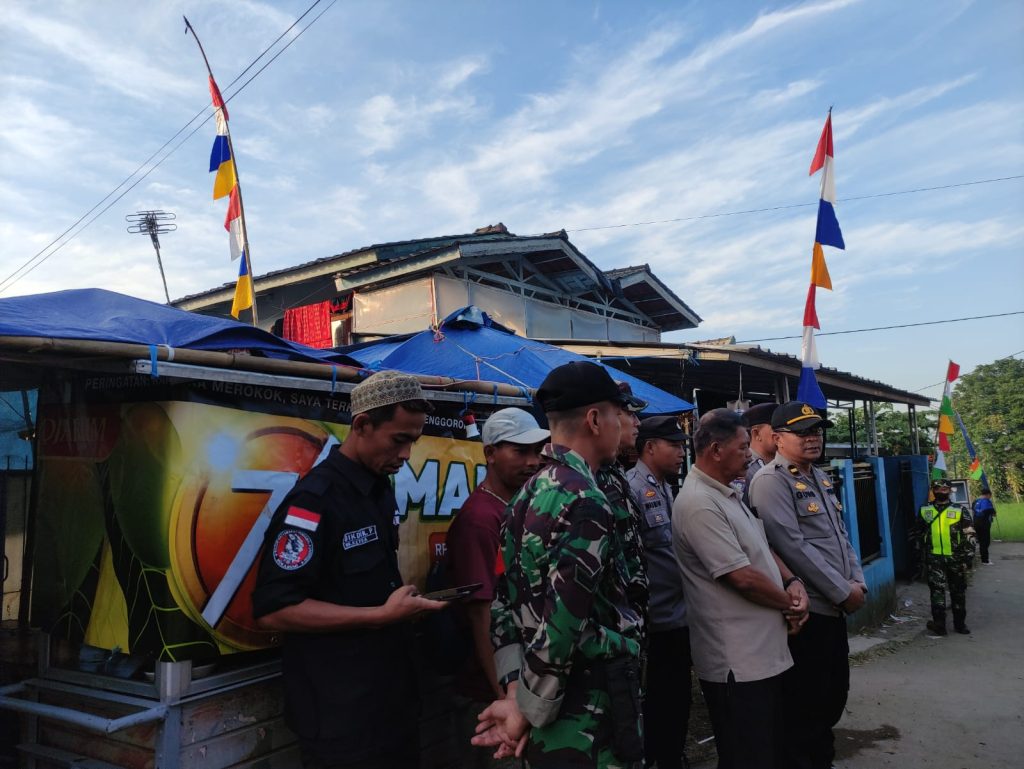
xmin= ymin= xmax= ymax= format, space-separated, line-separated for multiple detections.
xmin=947 ymin=510 xmax=957 ymax=519
xmin=342 ymin=525 xmax=379 ymax=550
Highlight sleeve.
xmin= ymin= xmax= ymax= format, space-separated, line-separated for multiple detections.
xmin=491 ymin=515 xmax=523 ymax=682
xmin=749 ymin=472 xmax=851 ymax=606
xmin=251 ymin=492 xmax=326 ymax=619
xmin=684 ymin=501 xmax=751 ymax=580
xmin=515 ymin=498 xmax=613 ymax=727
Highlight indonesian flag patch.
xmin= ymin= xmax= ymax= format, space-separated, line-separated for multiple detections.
xmin=273 ymin=530 xmax=314 ymax=571
xmin=284 ymin=506 xmax=321 ymax=532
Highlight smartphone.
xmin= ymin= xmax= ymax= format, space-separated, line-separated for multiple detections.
xmin=421 ymin=583 xmax=484 ymax=602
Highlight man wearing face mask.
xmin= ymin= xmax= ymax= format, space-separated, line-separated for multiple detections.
xmin=919 ymin=478 xmax=975 ymax=636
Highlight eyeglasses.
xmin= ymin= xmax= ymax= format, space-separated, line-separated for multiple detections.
xmin=782 ymin=426 xmax=824 ymax=438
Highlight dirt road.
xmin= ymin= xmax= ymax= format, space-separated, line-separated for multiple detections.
xmin=836 ymin=540 xmax=1024 ymax=768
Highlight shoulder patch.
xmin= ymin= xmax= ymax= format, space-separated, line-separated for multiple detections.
xmin=284 ymin=506 xmax=321 ymax=532
xmin=272 ymin=530 xmax=314 ymax=570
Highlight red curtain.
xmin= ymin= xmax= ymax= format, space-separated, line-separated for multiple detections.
xmin=282 ymin=301 xmax=333 ymax=349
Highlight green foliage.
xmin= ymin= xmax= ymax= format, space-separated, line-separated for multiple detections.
xmin=828 ymin=403 xmax=935 ymax=457
xmin=952 ymin=358 xmax=1024 ymax=500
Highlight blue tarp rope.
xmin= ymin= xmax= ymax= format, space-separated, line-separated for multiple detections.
xmin=149 ymin=345 xmax=158 ymax=378
xmin=330 ymin=366 xmax=337 ymax=393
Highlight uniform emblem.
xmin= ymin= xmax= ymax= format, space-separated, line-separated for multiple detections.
xmin=836 ymin=502 xmax=843 ymax=511
xmin=283 ymin=506 xmax=321 ymax=532
xmin=795 ymin=482 xmax=808 ymax=491
xmin=342 ymin=525 xmax=379 ymax=550
xmin=645 ymin=489 xmax=657 ymax=498
xmin=788 ymin=465 xmax=800 ymax=475
xmin=646 ymin=474 xmax=657 ymax=485
xmin=272 ymin=530 xmax=314 ymax=571
xmin=800 ymin=404 xmax=815 ymax=416
xmin=807 ymin=503 xmax=820 ymax=513
xmin=947 ymin=510 xmax=958 ymax=519
xmin=823 ymin=479 xmax=832 ymax=488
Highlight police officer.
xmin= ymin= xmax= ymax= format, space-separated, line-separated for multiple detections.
xmin=252 ymin=371 xmax=446 ymax=769
xmin=741 ymin=402 xmax=779 ymax=508
xmin=628 ymin=415 xmax=691 ymax=769
xmin=749 ymin=401 xmax=865 ymax=769
xmin=920 ymin=478 xmax=974 ymax=635
xmin=473 ymin=361 xmax=645 ymax=768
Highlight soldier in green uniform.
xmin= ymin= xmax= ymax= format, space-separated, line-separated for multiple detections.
xmin=473 ymin=361 xmax=646 ymax=769
xmin=597 ymin=382 xmax=650 ymax=636
xmin=919 ymin=478 xmax=975 ymax=635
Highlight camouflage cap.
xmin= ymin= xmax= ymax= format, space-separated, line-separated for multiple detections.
xmin=350 ymin=370 xmax=425 ymax=416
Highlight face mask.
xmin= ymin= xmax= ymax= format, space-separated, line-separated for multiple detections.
xmin=934 ymin=491 xmax=950 ymax=501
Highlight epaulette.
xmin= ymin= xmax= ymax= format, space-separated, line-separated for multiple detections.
xmin=788 ymin=464 xmax=800 ymax=475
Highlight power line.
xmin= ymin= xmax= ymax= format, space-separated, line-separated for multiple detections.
xmin=913 ymin=348 xmax=1024 ymax=392
xmin=0 ymin=0 xmax=334 ymax=295
xmin=736 ymin=311 xmax=1024 ymax=344
xmin=564 ymin=174 xmax=1024 ymax=233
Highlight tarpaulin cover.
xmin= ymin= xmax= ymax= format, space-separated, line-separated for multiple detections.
xmin=0 ymin=288 xmax=358 ymax=365
xmin=342 ymin=306 xmax=693 ymax=414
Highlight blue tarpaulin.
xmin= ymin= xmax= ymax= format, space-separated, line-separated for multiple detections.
xmin=0 ymin=288 xmax=358 ymax=365
xmin=342 ymin=306 xmax=693 ymax=414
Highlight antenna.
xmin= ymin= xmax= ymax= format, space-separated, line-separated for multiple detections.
xmin=127 ymin=210 xmax=177 ymax=303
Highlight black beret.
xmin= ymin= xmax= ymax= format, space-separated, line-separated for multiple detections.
xmin=536 ymin=361 xmax=628 ymax=413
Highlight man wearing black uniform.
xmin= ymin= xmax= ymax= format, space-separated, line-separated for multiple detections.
xmin=253 ymin=371 xmax=446 ymax=769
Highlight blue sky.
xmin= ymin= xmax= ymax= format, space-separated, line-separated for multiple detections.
xmin=1 ymin=0 xmax=1022 ymax=398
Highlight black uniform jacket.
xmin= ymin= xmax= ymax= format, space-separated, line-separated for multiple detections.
xmin=252 ymin=449 xmax=417 ymax=759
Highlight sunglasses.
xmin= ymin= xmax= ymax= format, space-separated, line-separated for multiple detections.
xmin=781 ymin=426 xmax=824 ymax=437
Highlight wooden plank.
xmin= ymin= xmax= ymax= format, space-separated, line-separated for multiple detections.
xmin=17 ymin=742 xmax=125 ymax=769
xmin=178 ymin=716 xmax=294 ymax=768
xmin=37 ymin=723 xmax=154 ymax=769
xmin=222 ymin=744 xmax=302 ymax=769
xmin=180 ymin=679 xmax=285 ymax=743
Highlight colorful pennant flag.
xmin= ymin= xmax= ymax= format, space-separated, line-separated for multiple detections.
xmin=955 ymin=410 xmax=989 ymax=486
xmin=931 ymin=450 xmax=947 ymax=481
xmin=231 ymin=252 xmax=254 ymax=319
xmin=208 ymin=76 xmax=237 ymax=200
xmin=797 ymin=110 xmax=845 ymax=409
xmin=936 ymin=360 xmax=958 ymax=452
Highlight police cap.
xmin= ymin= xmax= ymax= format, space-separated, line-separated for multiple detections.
xmin=743 ymin=402 xmax=779 ymax=428
xmin=536 ymin=361 xmax=628 ymax=413
xmin=638 ymin=415 xmax=687 ymax=443
xmin=771 ymin=401 xmax=835 ymax=431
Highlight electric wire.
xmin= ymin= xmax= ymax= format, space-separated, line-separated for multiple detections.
xmin=0 ymin=0 xmax=331 ymax=295
xmin=735 ymin=311 xmax=1024 ymax=344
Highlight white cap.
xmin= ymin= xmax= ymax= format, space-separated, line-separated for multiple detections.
xmin=481 ymin=407 xmax=550 ymax=447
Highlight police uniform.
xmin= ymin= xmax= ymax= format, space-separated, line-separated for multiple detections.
xmin=627 ymin=442 xmax=690 ymax=769
xmin=252 ymin=449 xmax=418 ymax=766
xmin=919 ymin=489 xmax=974 ymax=634
xmin=749 ymin=402 xmax=863 ymax=769
xmin=491 ymin=362 xmax=645 ymax=769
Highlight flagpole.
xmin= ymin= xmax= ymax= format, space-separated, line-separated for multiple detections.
xmin=184 ymin=16 xmax=260 ymax=327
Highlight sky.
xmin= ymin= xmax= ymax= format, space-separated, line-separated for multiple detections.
xmin=1 ymin=0 xmax=1022 ymax=400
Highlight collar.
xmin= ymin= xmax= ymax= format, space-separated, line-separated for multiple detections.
xmin=633 ymin=459 xmax=666 ymax=489
xmin=749 ymin=448 xmax=766 ymax=465
xmin=329 ymin=448 xmax=387 ymax=496
xmin=689 ymin=465 xmax=740 ymax=499
xmin=543 ymin=443 xmax=598 ymax=485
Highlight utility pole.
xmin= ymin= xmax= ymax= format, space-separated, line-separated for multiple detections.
xmin=127 ymin=210 xmax=177 ymax=304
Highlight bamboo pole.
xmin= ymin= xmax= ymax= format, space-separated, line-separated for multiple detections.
xmin=184 ymin=16 xmax=259 ymax=327
xmin=0 ymin=336 xmax=533 ymax=399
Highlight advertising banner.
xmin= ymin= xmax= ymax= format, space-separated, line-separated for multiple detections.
xmin=31 ymin=373 xmax=492 ymax=662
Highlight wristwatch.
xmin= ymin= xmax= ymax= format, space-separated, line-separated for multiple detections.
xmin=783 ymin=576 xmax=803 ymax=589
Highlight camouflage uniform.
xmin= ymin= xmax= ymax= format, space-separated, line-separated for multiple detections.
xmin=492 ymin=444 xmax=645 ymax=769
xmin=919 ymin=502 xmax=975 ymax=630
xmin=597 ymin=462 xmax=650 ymax=639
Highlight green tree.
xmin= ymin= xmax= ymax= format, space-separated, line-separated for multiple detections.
xmin=952 ymin=357 xmax=1024 ymax=501
xmin=829 ymin=403 xmax=935 ymax=457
